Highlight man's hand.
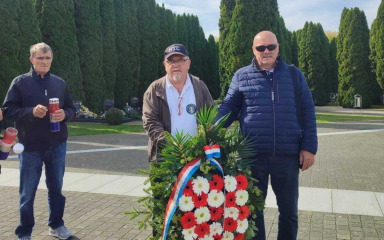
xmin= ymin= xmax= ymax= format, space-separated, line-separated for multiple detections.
xmin=33 ymin=104 xmax=48 ymax=118
xmin=299 ymin=150 xmax=315 ymax=171
xmin=52 ymin=109 xmax=66 ymax=122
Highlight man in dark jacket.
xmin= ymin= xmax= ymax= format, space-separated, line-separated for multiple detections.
xmin=2 ymin=43 xmax=75 ymax=240
xmin=217 ymin=31 xmax=318 ymax=240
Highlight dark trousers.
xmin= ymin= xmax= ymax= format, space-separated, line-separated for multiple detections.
xmin=252 ymin=154 xmax=299 ymax=240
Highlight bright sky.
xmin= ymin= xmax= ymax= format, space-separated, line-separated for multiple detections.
xmin=155 ymin=0 xmax=382 ymax=38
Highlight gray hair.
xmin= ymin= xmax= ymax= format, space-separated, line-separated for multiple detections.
xmin=30 ymin=42 xmax=53 ymax=57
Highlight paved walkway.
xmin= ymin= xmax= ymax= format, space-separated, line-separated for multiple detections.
xmin=1 ymin=118 xmax=384 ymax=239
xmin=1 ymin=168 xmax=384 ymax=218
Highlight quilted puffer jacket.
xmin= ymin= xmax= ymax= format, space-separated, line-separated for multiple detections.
xmin=217 ymin=56 xmax=317 ymax=156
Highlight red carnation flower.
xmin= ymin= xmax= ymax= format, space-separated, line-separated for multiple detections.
xmin=209 ymin=206 xmax=224 ymax=221
xmin=224 ymin=217 xmax=238 ymax=232
xmin=225 ymin=191 xmax=237 ymax=207
xmin=209 ymin=175 xmax=224 ymax=191
xmin=238 ymin=205 xmax=250 ymax=220
xmin=235 ymin=174 xmax=248 ymax=190
xmin=194 ymin=222 xmax=210 ymax=238
xmin=234 ymin=233 xmax=245 ymax=240
xmin=183 ymin=180 xmax=194 ymax=196
xmin=192 ymin=192 xmax=208 ymax=208
xmin=213 ymin=234 xmax=224 ymax=240
xmin=180 ymin=212 xmax=197 ymax=229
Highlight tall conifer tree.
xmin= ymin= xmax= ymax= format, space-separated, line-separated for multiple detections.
xmin=206 ymin=35 xmax=220 ymax=99
xmin=18 ymin=0 xmax=42 ymax=72
xmin=0 ymin=0 xmax=21 ymax=101
xmin=136 ymin=0 xmax=158 ymax=100
xmin=188 ymin=15 xmax=204 ymax=78
xmin=114 ymin=0 xmax=140 ymax=108
xmin=100 ymin=0 xmax=118 ymax=100
xmin=329 ymin=38 xmax=339 ymax=93
xmin=218 ymin=0 xmax=236 ymax=98
xmin=74 ymin=0 xmax=105 ymax=111
xmin=370 ymin=0 xmax=384 ymax=95
xmin=176 ymin=14 xmax=188 ymax=45
xmin=36 ymin=0 xmax=84 ymax=101
xmin=337 ymin=8 xmax=380 ymax=107
xmin=156 ymin=4 xmax=176 ymax=77
xmin=276 ymin=16 xmax=292 ymax=63
xmin=291 ymin=31 xmax=299 ymax=67
xmin=298 ymin=22 xmax=330 ymax=105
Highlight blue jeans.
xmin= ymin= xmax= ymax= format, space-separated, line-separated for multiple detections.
xmin=252 ymin=154 xmax=299 ymax=240
xmin=15 ymin=142 xmax=67 ymax=238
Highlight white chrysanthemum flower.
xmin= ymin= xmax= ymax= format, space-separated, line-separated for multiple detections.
xmin=179 ymin=195 xmax=194 ymax=212
xmin=192 ymin=176 xmax=210 ymax=195
xmin=223 ymin=231 xmax=234 ymax=240
xmin=210 ymin=222 xmax=223 ymax=236
xmin=194 ymin=207 xmax=211 ymax=224
xmin=235 ymin=190 xmax=249 ymax=206
xmin=182 ymin=226 xmax=197 ymax=240
xmin=207 ymin=190 xmax=225 ymax=207
xmin=237 ymin=219 xmax=249 ymax=233
xmin=224 ymin=207 xmax=239 ymax=220
xmin=224 ymin=176 xmax=237 ymax=192
xmin=200 ymin=235 xmax=214 ymax=240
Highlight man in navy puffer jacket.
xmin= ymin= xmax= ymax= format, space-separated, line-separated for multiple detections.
xmin=217 ymin=31 xmax=317 ymax=240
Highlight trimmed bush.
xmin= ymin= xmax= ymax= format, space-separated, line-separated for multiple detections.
xmin=105 ymin=108 xmax=124 ymax=125
xmin=124 ymin=110 xmax=141 ymax=120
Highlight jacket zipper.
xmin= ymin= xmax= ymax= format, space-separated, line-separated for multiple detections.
xmin=269 ymin=71 xmax=276 ymax=156
xmin=271 ymin=89 xmax=276 ymax=156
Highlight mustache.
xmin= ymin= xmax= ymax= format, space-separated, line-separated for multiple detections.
xmin=262 ymin=53 xmax=273 ymax=58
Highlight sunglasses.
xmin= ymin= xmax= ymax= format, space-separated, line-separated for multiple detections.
xmin=254 ymin=44 xmax=277 ymax=52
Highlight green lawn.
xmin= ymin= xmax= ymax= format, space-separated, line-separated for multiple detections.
xmin=68 ymin=122 xmax=144 ymax=136
xmin=316 ymin=113 xmax=384 ymax=123
xmin=67 ymin=113 xmax=384 ymax=136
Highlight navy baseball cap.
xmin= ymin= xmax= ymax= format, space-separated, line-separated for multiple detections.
xmin=164 ymin=44 xmax=189 ymax=59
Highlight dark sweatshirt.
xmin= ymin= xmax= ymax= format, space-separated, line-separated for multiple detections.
xmin=2 ymin=68 xmax=75 ymax=151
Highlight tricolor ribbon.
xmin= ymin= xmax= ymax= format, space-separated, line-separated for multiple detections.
xmin=161 ymin=144 xmax=222 ymax=240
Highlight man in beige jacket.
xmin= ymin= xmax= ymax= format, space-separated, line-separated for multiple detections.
xmin=142 ymin=44 xmax=214 ymax=163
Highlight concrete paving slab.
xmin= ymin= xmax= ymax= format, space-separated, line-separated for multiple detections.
xmin=91 ymin=176 xmax=147 ymax=195
xmin=0 ymin=168 xmax=18 ymax=184
xmin=376 ymin=192 xmax=384 ymax=216
xmin=63 ymin=174 xmax=122 ymax=192
xmin=0 ymin=166 xmax=16 ymax=174
xmin=265 ymin=185 xmax=333 ymax=213
xmin=123 ymin=184 xmax=146 ymax=197
xmin=299 ymin=187 xmax=332 ymax=213
xmin=265 ymin=185 xmax=278 ymax=208
xmin=333 ymin=189 xmax=383 ymax=216
xmin=63 ymin=172 xmax=94 ymax=186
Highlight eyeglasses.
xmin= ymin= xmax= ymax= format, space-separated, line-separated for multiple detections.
xmin=34 ymin=56 xmax=52 ymax=61
xmin=178 ymin=96 xmax=183 ymax=115
xmin=254 ymin=44 xmax=277 ymax=52
xmin=166 ymin=58 xmax=189 ymax=65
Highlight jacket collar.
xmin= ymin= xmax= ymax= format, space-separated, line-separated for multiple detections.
xmin=252 ymin=55 xmax=284 ymax=71
xmin=30 ymin=66 xmax=51 ymax=80
xmin=155 ymin=74 xmax=198 ymax=99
